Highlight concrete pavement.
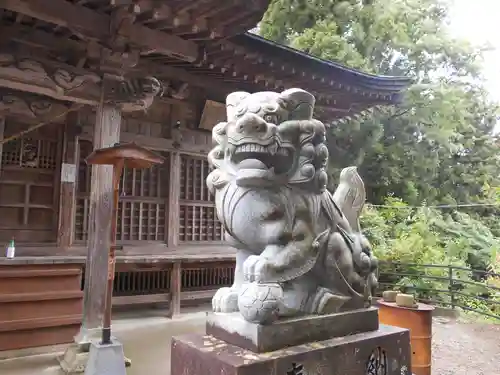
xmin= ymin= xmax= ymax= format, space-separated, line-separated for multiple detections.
xmin=0 ymin=310 xmax=207 ymax=375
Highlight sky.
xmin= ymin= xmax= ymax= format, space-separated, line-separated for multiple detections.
xmin=448 ymin=0 xmax=500 ymax=103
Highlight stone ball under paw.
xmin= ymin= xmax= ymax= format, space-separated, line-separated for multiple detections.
xmin=237 ymin=282 xmax=283 ymax=325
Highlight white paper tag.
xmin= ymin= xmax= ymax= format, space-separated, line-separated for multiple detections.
xmin=61 ymin=163 xmax=77 ymax=183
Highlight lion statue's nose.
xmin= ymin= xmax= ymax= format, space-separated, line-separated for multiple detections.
xmin=235 ymin=113 xmax=268 ymax=135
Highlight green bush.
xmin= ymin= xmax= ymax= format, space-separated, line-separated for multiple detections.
xmin=361 ymin=198 xmax=500 ymax=320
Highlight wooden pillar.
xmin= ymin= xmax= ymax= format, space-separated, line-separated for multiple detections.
xmin=76 ymin=102 xmax=121 ymax=342
xmin=167 ymin=152 xmax=181 ymax=247
xmin=57 ymin=112 xmax=79 ymax=249
xmin=167 ymin=152 xmax=182 ymax=317
xmin=168 ymin=261 xmax=182 ymax=317
xmin=0 ymin=117 xmax=5 ymax=174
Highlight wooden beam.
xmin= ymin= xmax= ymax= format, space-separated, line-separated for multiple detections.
xmin=133 ymin=61 xmax=247 ymax=96
xmin=79 ymin=126 xmax=213 ymax=156
xmin=0 ymin=25 xmax=281 ymax=102
xmin=0 ymin=25 xmax=366 ymax=116
xmin=0 ymin=52 xmax=163 ymax=111
xmin=0 ymin=25 xmax=85 ymax=55
xmin=0 ymin=89 xmax=71 ymax=122
xmin=77 ymin=87 xmax=122 ymax=341
xmin=0 ymin=0 xmax=199 ymax=62
xmin=0 ymin=53 xmax=101 ymax=105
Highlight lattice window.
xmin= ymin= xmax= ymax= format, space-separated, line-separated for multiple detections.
xmin=74 ymin=141 xmax=169 ymax=242
xmin=2 ymin=136 xmax=57 ymax=170
xmin=0 ymin=121 xmax=60 ymax=243
xmin=114 ymin=269 xmax=171 ymax=297
xmin=179 ymin=154 xmax=223 ymax=242
xmin=74 ymin=140 xmax=92 ymax=242
xmin=117 ymin=162 xmax=169 ymax=241
xmin=181 ymin=263 xmax=234 ymax=291
xmin=74 ymin=196 xmax=90 ymax=242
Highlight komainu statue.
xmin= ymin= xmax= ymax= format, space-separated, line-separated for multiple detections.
xmin=206 ymin=88 xmax=378 ymax=324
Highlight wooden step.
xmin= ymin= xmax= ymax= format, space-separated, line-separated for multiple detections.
xmin=0 ymin=315 xmax=81 ymax=351
xmin=0 ymin=265 xmax=82 ymax=294
xmin=0 ymin=291 xmax=83 ymax=321
xmin=0 ymin=264 xmax=84 ymax=352
xmin=0 ymin=315 xmax=81 ymax=332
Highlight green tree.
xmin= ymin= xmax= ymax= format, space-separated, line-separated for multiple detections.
xmin=260 ymin=1 xmax=500 ymax=318
xmin=259 ymin=0 xmax=500 ymax=207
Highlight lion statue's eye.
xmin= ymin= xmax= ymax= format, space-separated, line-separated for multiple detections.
xmin=263 ymin=114 xmax=278 ymax=124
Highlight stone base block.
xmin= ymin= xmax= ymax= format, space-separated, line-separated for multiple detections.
xmin=58 ymin=335 xmax=130 ymax=374
xmin=206 ymin=307 xmax=379 ymax=353
xmin=58 ymin=343 xmax=89 ymax=374
xmin=172 ymin=324 xmax=411 ymax=375
xmin=84 ymin=341 xmax=126 ymax=375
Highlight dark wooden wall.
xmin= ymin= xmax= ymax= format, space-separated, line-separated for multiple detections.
xmin=0 ymin=96 xmax=224 ymax=250
xmin=0 ymin=120 xmax=62 ymax=243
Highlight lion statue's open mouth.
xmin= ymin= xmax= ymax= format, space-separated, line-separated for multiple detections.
xmin=228 ymin=140 xmax=295 ymax=182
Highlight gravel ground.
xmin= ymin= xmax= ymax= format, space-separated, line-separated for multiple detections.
xmin=432 ymin=317 xmax=500 ymax=375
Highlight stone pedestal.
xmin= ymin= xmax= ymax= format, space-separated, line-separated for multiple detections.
xmin=171 ymin=308 xmax=412 ymax=375
xmin=59 ymin=333 xmax=131 ymax=374
xmin=84 ymin=340 xmax=127 ymax=375
xmin=206 ymin=307 xmax=379 ymax=353
xmin=59 ymin=343 xmax=90 ymax=374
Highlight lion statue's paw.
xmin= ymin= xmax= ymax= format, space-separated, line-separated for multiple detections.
xmin=243 ymin=254 xmax=273 ymax=283
xmin=212 ymin=287 xmax=240 ymax=313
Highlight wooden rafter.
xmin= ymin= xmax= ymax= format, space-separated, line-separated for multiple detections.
xmin=0 ymin=23 xmax=401 ymax=118
xmin=0 ymin=0 xmax=199 ymax=62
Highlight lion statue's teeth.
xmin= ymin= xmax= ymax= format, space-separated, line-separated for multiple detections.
xmin=269 ymin=143 xmax=278 ymax=155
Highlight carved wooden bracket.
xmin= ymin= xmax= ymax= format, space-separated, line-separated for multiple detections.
xmin=103 ymin=76 xmax=163 ymax=112
xmin=0 ymin=53 xmax=101 ymax=105
xmin=0 ymin=54 xmax=163 ymax=112
xmin=86 ymin=41 xmax=141 ymax=72
xmin=0 ymin=88 xmax=69 ymax=120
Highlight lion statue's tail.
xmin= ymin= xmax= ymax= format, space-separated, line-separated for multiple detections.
xmin=332 ymin=166 xmax=366 ymax=232
xmin=332 ymin=167 xmax=379 ymax=298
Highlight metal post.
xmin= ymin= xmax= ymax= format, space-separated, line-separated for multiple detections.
xmin=448 ymin=265 xmax=456 ymax=309
xmin=101 ymin=159 xmax=124 ymax=345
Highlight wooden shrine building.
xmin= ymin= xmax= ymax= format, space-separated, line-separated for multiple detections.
xmin=0 ymin=0 xmax=411 ymax=352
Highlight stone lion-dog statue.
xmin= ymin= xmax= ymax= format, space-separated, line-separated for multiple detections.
xmin=206 ymin=88 xmax=378 ymax=324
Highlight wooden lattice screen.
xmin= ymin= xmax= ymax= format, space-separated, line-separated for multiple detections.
xmin=0 ymin=120 xmax=61 ymax=243
xmin=74 ymin=140 xmax=170 ymax=242
xmin=179 ymin=154 xmax=223 ymax=242
xmin=110 ymin=262 xmax=234 ymax=297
